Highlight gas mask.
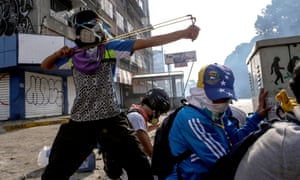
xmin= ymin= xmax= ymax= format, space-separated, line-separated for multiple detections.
xmin=148 ymin=110 xmax=160 ymax=125
xmin=75 ymin=19 xmax=106 ymax=44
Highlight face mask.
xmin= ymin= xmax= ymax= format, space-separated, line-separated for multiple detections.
xmin=86 ymin=47 xmax=98 ymax=59
xmin=148 ymin=110 xmax=160 ymax=125
xmin=203 ymin=107 xmax=225 ymax=128
xmin=208 ymin=102 xmax=229 ymax=113
xmin=149 ymin=117 xmax=159 ymax=125
xmin=76 ymin=19 xmax=106 ymax=44
xmin=79 ymin=28 xmax=98 ymax=43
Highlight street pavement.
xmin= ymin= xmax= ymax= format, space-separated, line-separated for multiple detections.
xmin=0 ymin=99 xmax=252 ymax=179
xmin=0 ymin=115 xmax=157 ymax=180
xmin=0 ymin=116 xmax=108 ymax=180
xmin=0 ymin=116 xmax=70 ymax=134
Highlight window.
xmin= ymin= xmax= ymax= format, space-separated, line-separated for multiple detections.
xmin=137 ymin=0 xmax=143 ymax=10
xmin=116 ymin=11 xmax=124 ymax=31
xmin=50 ymin=0 xmax=72 ymax=12
xmin=100 ymin=0 xmax=113 ymax=19
xmin=127 ymin=21 xmax=133 ymax=33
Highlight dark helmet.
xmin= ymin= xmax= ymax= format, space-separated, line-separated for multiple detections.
xmin=71 ymin=10 xmax=106 ymax=47
xmin=142 ymin=88 xmax=170 ymax=113
xmin=71 ymin=10 xmax=99 ymax=28
xmin=289 ymin=62 xmax=300 ymax=103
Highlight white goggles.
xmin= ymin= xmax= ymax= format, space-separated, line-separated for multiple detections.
xmin=75 ymin=19 xmax=106 ymax=43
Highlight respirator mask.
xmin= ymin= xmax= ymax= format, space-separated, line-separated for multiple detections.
xmin=75 ymin=19 xmax=106 ymax=44
xmin=148 ymin=110 xmax=160 ymax=125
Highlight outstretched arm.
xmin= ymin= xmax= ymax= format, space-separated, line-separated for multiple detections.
xmin=132 ymin=25 xmax=200 ymax=51
xmin=256 ymin=88 xmax=272 ymax=117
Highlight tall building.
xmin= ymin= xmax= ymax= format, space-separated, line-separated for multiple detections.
xmin=152 ymin=49 xmax=168 ymax=73
xmin=0 ymin=0 xmax=154 ymax=120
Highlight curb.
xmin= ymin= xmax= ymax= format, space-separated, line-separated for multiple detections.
xmin=0 ymin=116 xmax=70 ymax=133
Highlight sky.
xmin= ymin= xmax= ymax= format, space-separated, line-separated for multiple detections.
xmin=148 ymin=0 xmax=272 ymax=82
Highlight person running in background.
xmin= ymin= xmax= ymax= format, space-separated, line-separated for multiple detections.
xmin=165 ymin=63 xmax=271 ymax=180
xmin=234 ymin=62 xmax=300 ymax=180
xmin=40 ymin=9 xmax=200 ymax=180
xmin=103 ymin=88 xmax=170 ymax=179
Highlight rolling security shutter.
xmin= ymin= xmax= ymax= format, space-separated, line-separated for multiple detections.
xmin=0 ymin=73 xmax=10 ymax=120
xmin=25 ymin=72 xmax=63 ymax=118
xmin=67 ymin=76 xmax=75 ymax=114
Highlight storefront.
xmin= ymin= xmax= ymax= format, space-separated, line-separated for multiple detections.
xmin=132 ymin=71 xmax=185 ymax=109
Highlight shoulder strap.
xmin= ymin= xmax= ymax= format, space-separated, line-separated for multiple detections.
xmin=172 ymin=101 xmax=201 ymax=180
xmin=127 ymin=107 xmax=150 ymax=129
xmin=172 ymin=101 xmax=200 ymax=163
xmin=127 ymin=107 xmax=150 ymax=123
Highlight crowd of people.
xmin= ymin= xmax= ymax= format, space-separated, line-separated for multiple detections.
xmin=39 ymin=9 xmax=300 ymax=180
xmin=165 ymin=63 xmax=271 ymax=180
xmin=40 ymin=9 xmax=199 ymax=180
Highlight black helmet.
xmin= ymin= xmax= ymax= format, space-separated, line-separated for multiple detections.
xmin=289 ymin=62 xmax=300 ymax=103
xmin=142 ymin=88 xmax=170 ymax=113
xmin=71 ymin=10 xmax=106 ymax=47
xmin=71 ymin=10 xmax=99 ymax=27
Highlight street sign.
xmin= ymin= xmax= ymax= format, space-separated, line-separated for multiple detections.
xmin=164 ymin=51 xmax=197 ymax=67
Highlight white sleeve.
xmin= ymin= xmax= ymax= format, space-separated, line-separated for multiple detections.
xmin=127 ymin=112 xmax=147 ymax=132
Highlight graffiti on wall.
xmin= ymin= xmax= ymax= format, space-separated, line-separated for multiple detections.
xmin=0 ymin=0 xmax=34 ymax=36
xmin=25 ymin=74 xmax=63 ymax=107
xmin=270 ymin=55 xmax=300 ymax=85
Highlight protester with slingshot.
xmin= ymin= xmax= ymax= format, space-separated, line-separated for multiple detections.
xmin=40 ymin=9 xmax=200 ymax=180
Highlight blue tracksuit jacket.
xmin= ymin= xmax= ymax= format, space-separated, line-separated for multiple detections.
xmin=166 ymin=105 xmax=262 ymax=180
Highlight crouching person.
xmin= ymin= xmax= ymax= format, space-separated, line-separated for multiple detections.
xmin=165 ymin=63 xmax=271 ymax=180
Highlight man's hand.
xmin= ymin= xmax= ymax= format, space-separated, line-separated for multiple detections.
xmin=55 ymin=46 xmax=75 ymax=58
xmin=41 ymin=46 xmax=74 ymax=70
xmin=256 ymin=88 xmax=272 ymax=117
xmin=148 ymin=122 xmax=160 ymax=132
xmin=185 ymin=25 xmax=200 ymax=41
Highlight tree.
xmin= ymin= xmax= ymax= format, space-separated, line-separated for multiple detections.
xmin=225 ymin=0 xmax=300 ymax=98
xmin=255 ymin=0 xmax=300 ymax=38
xmin=224 ymin=43 xmax=253 ymax=98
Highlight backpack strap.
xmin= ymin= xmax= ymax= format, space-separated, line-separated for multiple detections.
xmin=171 ymin=100 xmax=201 ymax=178
xmin=174 ymin=100 xmax=201 ymax=161
xmin=174 ymin=148 xmax=192 ymax=163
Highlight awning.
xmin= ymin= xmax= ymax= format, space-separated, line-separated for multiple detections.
xmin=114 ymin=67 xmax=132 ymax=85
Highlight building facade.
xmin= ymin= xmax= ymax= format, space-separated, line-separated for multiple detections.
xmin=0 ymin=0 xmax=154 ymax=120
